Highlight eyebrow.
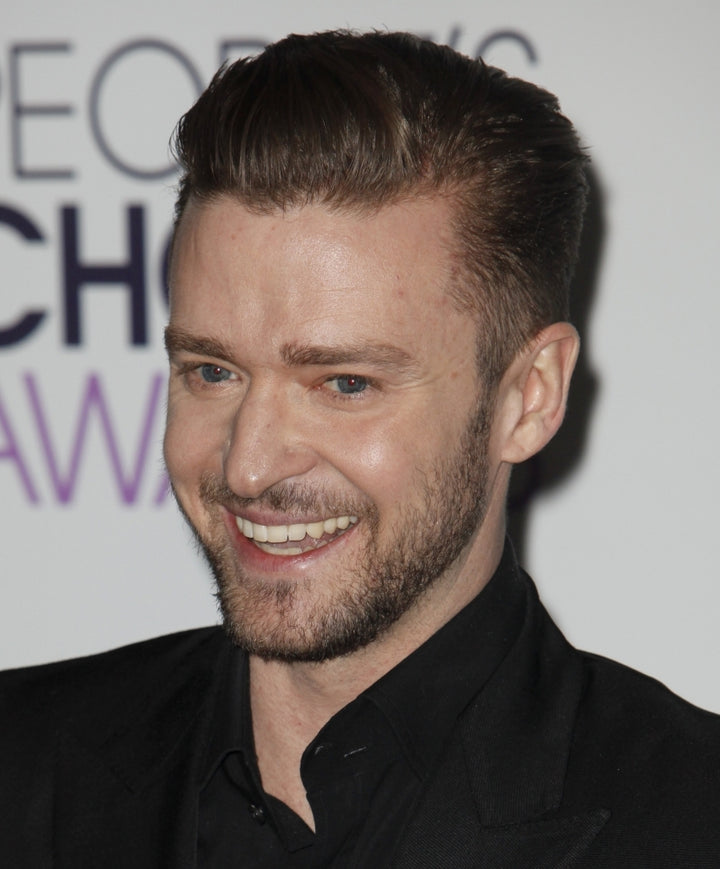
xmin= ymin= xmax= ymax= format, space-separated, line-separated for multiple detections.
xmin=164 ymin=326 xmax=419 ymax=375
xmin=164 ymin=326 xmax=233 ymax=361
xmin=280 ymin=341 xmax=419 ymax=374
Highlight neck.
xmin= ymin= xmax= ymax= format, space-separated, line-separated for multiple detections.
xmin=248 ymin=494 xmax=508 ymax=827
xmin=248 ymin=634 xmax=413 ymax=827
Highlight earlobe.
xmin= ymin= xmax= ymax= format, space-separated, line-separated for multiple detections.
xmin=498 ymin=323 xmax=580 ymax=464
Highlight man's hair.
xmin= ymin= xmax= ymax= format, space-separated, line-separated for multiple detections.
xmin=172 ymin=30 xmax=588 ymax=383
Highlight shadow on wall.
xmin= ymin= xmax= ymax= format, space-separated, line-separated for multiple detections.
xmin=507 ymin=166 xmax=605 ymax=563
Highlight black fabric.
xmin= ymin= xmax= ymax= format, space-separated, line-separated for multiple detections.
xmin=2 ymin=551 xmax=720 ymax=867
xmin=197 ymin=543 xmax=525 ymax=867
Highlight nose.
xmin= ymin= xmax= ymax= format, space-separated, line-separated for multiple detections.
xmin=222 ymin=381 xmax=317 ymax=499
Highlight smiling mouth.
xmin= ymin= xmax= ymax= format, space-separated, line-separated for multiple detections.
xmin=235 ymin=514 xmax=358 ymax=556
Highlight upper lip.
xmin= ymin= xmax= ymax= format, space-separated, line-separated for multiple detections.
xmin=224 ymin=506 xmax=351 ymax=527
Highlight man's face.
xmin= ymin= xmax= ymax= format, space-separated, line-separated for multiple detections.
xmin=165 ymin=195 xmax=502 ymax=662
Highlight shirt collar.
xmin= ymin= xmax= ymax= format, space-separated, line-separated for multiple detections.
xmin=364 ymin=539 xmax=527 ymax=779
xmin=202 ymin=538 xmax=527 ymax=785
xmin=199 ymin=641 xmax=247 ymax=788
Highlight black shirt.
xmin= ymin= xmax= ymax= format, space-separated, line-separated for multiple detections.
xmin=197 ymin=542 xmax=526 ymax=867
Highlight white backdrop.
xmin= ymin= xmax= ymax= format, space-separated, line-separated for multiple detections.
xmin=2 ymin=0 xmax=719 ymax=712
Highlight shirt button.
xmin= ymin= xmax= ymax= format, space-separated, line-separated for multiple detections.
xmin=248 ymin=803 xmax=266 ymax=825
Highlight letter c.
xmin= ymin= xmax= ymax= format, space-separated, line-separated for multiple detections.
xmin=0 ymin=205 xmax=47 ymax=346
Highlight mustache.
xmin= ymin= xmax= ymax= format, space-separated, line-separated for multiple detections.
xmin=197 ymin=473 xmax=375 ymax=520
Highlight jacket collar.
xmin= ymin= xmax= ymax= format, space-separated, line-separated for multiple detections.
xmin=54 ymin=627 xmax=232 ymax=868
xmin=462 ymin=572 xmax=584 ymax=825
xmin=69 ymin=627 xmax=231 ymax=793
xmin=392 ymin=571 xmax=610 ymax=867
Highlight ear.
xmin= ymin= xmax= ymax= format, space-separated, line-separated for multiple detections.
xmin=495 ymin=322 xmax=580 ymax=465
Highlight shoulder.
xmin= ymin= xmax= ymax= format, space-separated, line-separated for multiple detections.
xmin=525 ymin=576 xmax=720 ymax=774
xmin=572 ymin=649 xmax=720 ymax=779
xmin=563 ymin=649 xmax=720 ymax=858
xmin=0 ymin=626 xmax=225 ymax=688
xmin=0 ymin=627 xmax=227 ymax=737
xmin=0 ymin=628 xmax=232 ymax=858
xmin=575 ymin=649 xmax=720 ymax=759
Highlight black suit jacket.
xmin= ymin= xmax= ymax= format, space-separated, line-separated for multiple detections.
xmin=2 ymin=573 xmax=719 ymax=867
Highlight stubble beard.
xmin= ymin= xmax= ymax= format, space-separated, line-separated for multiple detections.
xmin=178 ymin=399 xmax=493 ymax=663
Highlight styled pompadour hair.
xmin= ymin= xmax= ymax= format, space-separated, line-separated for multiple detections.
xmin=172 ymin=30 xmax=588 ymax=383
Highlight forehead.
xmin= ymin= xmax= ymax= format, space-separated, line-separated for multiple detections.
xmin=168 ymin=195 xmax=471 ymax=359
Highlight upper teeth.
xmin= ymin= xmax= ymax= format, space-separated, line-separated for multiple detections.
xmin=235 ymin=515 xmax=357 ymax=543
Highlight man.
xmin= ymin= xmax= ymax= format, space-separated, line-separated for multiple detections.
xmin=1 ymin=30 xmax=719 ymax=868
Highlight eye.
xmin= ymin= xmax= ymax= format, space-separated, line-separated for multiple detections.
xmin=199 ymin=363 xmax=233 ymax=383
xmin=325 ymin=374 xmax=369 ymax=395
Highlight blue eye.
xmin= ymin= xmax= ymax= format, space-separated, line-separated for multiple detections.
xmin=329 ymin=375 xmax=368 ymax=394
xmin=199 ymin=364 xmax=232 ymax=383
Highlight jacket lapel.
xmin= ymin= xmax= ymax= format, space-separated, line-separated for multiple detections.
xmin=51 ymin=628 xmax=230 ymax=868
xmin=392 ymin=744 xmax=608 ymax=869
xmin=393 ymin=577 xmax=609 ymax=868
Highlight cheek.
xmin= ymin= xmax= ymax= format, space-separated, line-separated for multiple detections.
xmin=320 ymin=416 xmax=424 ymax=506
xmin=164 ymin=399 xmax=228 ymax=490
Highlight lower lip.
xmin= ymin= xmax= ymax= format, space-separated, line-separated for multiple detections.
xmin=222 ymin=510 xmax=358 ymax=575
